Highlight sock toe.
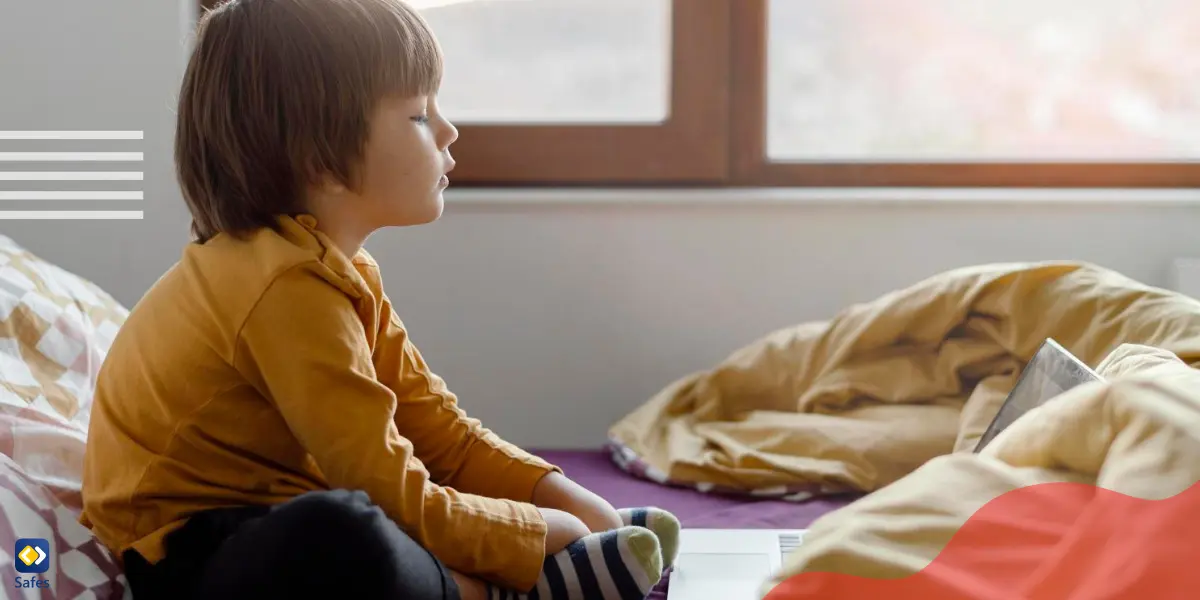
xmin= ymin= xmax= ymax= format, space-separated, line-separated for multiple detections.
xmin=620 ymin=507 xmax=681 ymax=569
xmin=623 ymin=526 xmax=664 ymax=587
xmin=647 ymin=510 xmax=680 ymax=568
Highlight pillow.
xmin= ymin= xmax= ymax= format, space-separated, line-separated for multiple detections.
xmin=0 ymin=452 xmax=127 ymax=599
xmin=0 ymin=234 xmax=128 ymax=432
xmin=0 ymin=404 xmax=90 ymax=510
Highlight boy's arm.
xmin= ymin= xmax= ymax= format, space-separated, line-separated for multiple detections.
xmin=373 ymin=290 xmax=563 ymax=503
xmin=234 ymin=264 xmax=546 ymax=591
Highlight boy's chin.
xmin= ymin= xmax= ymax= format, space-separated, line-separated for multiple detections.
xmin=420 ymin=196 xmax=445 ymax=223
xmin=385 ymin=202 xmax=443 ymax=228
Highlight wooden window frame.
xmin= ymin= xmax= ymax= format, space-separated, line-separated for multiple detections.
xmin=198 ymin=0 xmax=1200 ymax=188
xmin=448 ymin=0 xmax=731 ymax=186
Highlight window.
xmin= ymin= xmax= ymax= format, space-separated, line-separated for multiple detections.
xmin=415 ymin=0 xmax=729 ymax=185
xmin=767 ymin=0 xmax=1200 ymax=162
xmin=745 ymin=0 xmax=1200 ymax=186
xmin=202 ymin=0 xmax=1200 ymax=188
xmin=425 ymin=0 xmax=672 ymax=124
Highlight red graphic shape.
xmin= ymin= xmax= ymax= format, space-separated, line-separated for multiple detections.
xmin=766 ymin=479 xmax=1200 ymax=599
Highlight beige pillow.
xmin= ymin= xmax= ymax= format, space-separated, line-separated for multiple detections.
xmin=0 ymin=235 xmax=128 ymax=431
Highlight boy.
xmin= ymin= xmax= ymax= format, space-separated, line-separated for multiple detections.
xmin=78 ymin=1 xmax=679 ymax=599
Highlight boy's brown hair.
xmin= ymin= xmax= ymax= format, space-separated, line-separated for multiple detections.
xmin=175 ymin=0 xmax=443 ymax=243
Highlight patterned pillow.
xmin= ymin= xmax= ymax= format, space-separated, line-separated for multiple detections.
xmin=0 ymin=235 xmax=130 ymax=598
xmin=0 ymin=234 xmax=128 ymax=432
xmin=0 ymin=452 xmax=127 ymax=599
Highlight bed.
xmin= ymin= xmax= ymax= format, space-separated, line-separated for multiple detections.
xmin=0 ymin=234 xmax=856 ymax=600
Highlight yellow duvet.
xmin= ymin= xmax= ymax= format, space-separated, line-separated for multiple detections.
xmin=764 ymin=343 xmax=1200 ymax=595
xmin=607 ymin=261 xmax=1200 ymax=594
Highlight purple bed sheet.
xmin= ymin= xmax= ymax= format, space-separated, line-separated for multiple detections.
xmin=533 ymin=450 xmax=862 ymax=599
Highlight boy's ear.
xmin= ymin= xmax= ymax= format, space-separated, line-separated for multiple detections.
xmin=322 ymin=176 xmax=349 ymax=194
xmin=310 ymin=169 xmax=351 ymax=196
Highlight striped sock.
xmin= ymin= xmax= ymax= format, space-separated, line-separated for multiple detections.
xmin=487 ymin=526 xmax=662 ymax=600
xmin=618 ymin=507 xmax=680 ymax=570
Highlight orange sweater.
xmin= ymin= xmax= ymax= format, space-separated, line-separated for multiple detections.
xmin=80 ymin=214 xmax=558 ymax=590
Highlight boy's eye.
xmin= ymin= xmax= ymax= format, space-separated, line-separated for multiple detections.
xmin=412 ymin=115 xmax=430 ymax=124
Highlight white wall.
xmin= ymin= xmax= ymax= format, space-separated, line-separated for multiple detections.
xmin=368 ymin=192 xmax=1200 ymax=448
xmin=0 ymin=0 xmax=195 ymax=305
xmin=2 ymin=2 xmax=1199 ymax=449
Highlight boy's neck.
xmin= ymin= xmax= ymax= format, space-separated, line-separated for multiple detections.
xmin=295 ymin=208 xmax=370 ymax=260
xmin=303 ymin=188 xmax=372 ymax=259
xmin=317 ymin=218 xmax=370 ymax=260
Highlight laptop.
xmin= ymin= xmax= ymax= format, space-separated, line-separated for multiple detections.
xmin=972 ymin=338 xmax=1103 ymax=452
xmin=667 ymin=338 xmax=1101 ymax=600
xmin=667 ymin=529 xmax=806 ymax=600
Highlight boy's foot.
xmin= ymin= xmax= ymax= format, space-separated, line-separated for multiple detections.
xmin=618 ymin=507 xmax=680 ymax=569
xmin=488 ymin=526 xmax=662 ymax=600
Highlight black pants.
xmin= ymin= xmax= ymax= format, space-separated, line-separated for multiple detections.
xmin=122 ymin=489 xmax=462 ymax=600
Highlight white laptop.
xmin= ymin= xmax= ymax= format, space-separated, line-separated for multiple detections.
xmin=668 ymin=338 xmax=1101 ymax=600
xmin=667 ymin=528 xmax=805 ymax=600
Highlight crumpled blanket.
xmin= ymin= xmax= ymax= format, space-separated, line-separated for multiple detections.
xmin=762 ymin=343 xmax=1200 ymax=598
xmin=608 ymin=261 xmax=1200 ymax=498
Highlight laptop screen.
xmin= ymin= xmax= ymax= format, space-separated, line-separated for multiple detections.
xmin=973 ymin=338 xmax=1103 ymax=452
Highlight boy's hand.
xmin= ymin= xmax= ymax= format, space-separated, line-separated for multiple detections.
xmin=533 ymin=471 xmax=623 ymax=533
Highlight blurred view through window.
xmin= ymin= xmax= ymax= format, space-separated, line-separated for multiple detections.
xmin=767 ymin=0 xmax=1200 ymax=160
xmin=413 ymin=0 xmax=671 ymax=124
xmin=404 ymin=0 xmax=1200 ymax=185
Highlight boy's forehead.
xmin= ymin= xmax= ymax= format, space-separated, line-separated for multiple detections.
xmin=375 ymin=93 xmax=432 ymax=113
xmin=383 ymin=91 xmax=429 ymax=103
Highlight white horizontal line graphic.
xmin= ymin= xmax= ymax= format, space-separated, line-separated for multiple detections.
xmin=0 ymin=171 xmax=143 ymax=180
xmin=0 ymin=191 xmax=143 ymax=200
xmin=0 ymin=131 xmax=143 ymax=140
xmin=0 ymin=152 xmax=143 ymax=161
xmin=0 ymin=211 xmax=143 ymax=219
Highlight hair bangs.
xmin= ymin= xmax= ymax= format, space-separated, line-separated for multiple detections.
xmin=374 ymin=1 xmax=444 ymax=99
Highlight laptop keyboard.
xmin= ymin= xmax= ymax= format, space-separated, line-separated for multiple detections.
xmin=779 ymin=532 xmax=803 ymax=556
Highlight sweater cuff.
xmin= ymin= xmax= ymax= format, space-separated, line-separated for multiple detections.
xmin=503 ymin=457 xmax=563 ymax=504
xmin=504 ymin=500 xmax=551 ymax=592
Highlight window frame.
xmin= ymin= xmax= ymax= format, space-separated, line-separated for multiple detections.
xmin=443 ymin=0 xmax=732 ymax=186
xmin=197 ymin=0 xmax=1200 ymax=189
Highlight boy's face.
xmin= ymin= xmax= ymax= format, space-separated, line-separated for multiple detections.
xmin=353 ymin=93 xmax=458 ymax=230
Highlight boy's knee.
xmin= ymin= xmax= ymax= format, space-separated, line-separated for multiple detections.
xmin=280 ymin=488 xmax=375 ymax=516
xmin=195 ymin=490 xmax=452 ymax=599
xmin=273 ymin=489 xmax=426 ymax=558
xmin=265 ymin=489 xmax=451 ymax=598
xmin=273 ymin=489 xmax=391 ymax=543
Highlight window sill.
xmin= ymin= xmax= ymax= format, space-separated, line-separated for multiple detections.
xmin=443 ymin=187 xmax=1200 ymax=207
